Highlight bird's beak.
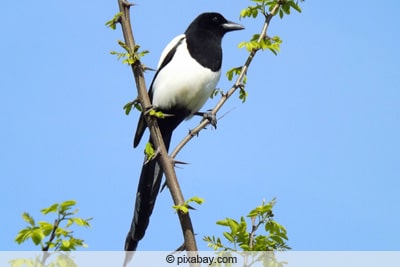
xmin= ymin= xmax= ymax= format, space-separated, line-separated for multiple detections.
xmin=222 ymin=21 xmax=245 ymax=32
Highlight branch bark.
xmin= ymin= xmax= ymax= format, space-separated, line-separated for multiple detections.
xmin=116 ymin=0 xmax=198 ymax=255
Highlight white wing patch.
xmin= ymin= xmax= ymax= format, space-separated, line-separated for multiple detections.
xmin=152 ymin=38 xmax=221 ymax=117
xmin=157 ymin=34 xmax=186 ymax=68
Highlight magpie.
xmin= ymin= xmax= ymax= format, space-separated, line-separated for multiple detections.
xmin=125 ymin=12 xmax=244 ymax=253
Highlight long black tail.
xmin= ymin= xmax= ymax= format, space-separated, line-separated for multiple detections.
xmin=124 ymin=129 xmax=173 ymax=252
xmin=124 ymin=110 xmax=188 ymax=267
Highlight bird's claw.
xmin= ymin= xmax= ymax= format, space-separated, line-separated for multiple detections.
xmin=195 ymin=110 xmax=217 ymax=129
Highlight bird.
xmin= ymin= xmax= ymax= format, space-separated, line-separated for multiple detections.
xmin=125 ymin=12 xmax=244 ymax=254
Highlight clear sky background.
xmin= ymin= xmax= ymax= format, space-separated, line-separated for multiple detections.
xmin=1 ymin=1 xmax=399 ymax=252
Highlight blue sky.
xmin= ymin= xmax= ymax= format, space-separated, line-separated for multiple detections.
xmin=1 ymin=0 xmax=399 ymax=252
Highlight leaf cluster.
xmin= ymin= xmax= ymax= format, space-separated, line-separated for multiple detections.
xmin=226 ymin=67 xmax=248 ymax=103
xmin=123 ymin=100 xmax=141 ymax=115
xmin=226 ymin=1 xmax=302 ymax=105
xmin=9 ymin=253 xmax=78 ymax=267
xmin=204 ymin=198 xmax=289 ymax=252
xmin=15 ymin=200 xmax=92 ymax=251
xmin=239 ymin=35 xmax=282 ymax=55
xmin=240 ymin=0 xmax=302 ymax=19
xmin=105 ymin=12 xmax=122 ymax=30
xmin=110 ymin=40 xmax=149 ymax=65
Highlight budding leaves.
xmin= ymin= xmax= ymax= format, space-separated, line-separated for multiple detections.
xmin=240 ymin=0 xmax=302 ymax=20
xmin=173 ymin=196 xmax=204 ymax=214
xmin=41 ymin=203 xmax=59 ymax=215
xmin=239 ymin=35 xmax=282 ymax=55
xmin=123 ymin=100 xmax=142 ymax=115
xmin=15 ymin=200 xmax=92 ymax=251
xmin=279 ymin=0 xmax=302 ymax=18
xmin=204 ymin=198 xmax=290 ymax=252
xmin=105 ymin=12 xmax=122 ymax=30
xmin=22 ymin=212 xmax=35 ymax=226
xmin=110 ymin=41 xmax=149 ymax=65
xmin=145 ymin=142 xmax=155 ymax=161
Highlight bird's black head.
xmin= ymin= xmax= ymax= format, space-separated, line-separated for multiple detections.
xmin=184 ymin=12 xmax=244 ymax=71
xmin=185 ymin=12 xmax=244 ymax=38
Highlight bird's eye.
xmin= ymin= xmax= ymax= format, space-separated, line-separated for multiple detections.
xmin=212 ymin=16 xmax=219 ymax=23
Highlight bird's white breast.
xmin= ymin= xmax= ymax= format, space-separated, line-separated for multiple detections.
xmin=151 ymin=36 xmax=221 ymax=118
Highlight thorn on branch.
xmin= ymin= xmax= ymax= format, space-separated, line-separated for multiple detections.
xmin=143 ymin=66 xmax=157 ymax=72
xmin=174 ymin=243 xmax=186 ymax=253
xmin=121 ymin=0 xmax=135 ymax=8
xmin=159 ymin=157 xmax=188 ymax=192
xmin=188 ymin=129 xmax=199 ymax=137
xmin=133 ymin=62 xmax=146 ymax=74
xmin=173 ymin=159 xmax=190 ymax=166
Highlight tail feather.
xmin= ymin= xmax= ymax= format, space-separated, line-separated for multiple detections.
xmin=133 ymin=114 xmax=147 ymax=148
xmin=125 ymin=109 xmax=189 ymax=266
xmin=125 ymin=129 xmax=173 ymax=252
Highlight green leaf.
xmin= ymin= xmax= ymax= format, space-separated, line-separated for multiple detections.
xmin=289 ymin=1 xmax=302 ymax=13
xmin=145 ymin=142 xmax=155 ymax=160
xmin=240 ymin=243 xmax=250 ymax=251
xmin=240 ymin=6 xmax=259 ymax=19
xmin=71 ymin=217 xmax=91 ymax=227
xmin=61 ymin=239 xmax=71 ymax=249
xmin=112 ymin=41 xmax=148 ymax=65
xmin=31 ymin=228 xmax=45 ymax=245
xmin=22 ymin=212 xmax=35 ymax=226
xmin=41 ymin=203 xmax=59 ymax=215
xmin=216 ymin=219 xmax=229 ymax=226
xmin=279 ymin=8 xmax=284 ymax=19
xmin=123 ymin=101 xmax=133 ymax=115
xmin=226 ymin=66 xmax=244 ymax=82
xmin=269 ymin=234 xmax=284 ymax=244
xmin=239 ymin=88 xmax=248 ymax=103
xmin=186 ymin=196 xmax=204 ymax=205
xmin=282 ymin=2 xmax=291 ymax=15
xmin=59 ymin=200 xmax=76 ymax=213
xmin=238 ymin=216 xmax=248 ymax=233
xmin=38 ymin=221 xmax=54 ymax=236
xmin=223 ymin=232 xmax=234 ymax=243
xmin=55 ymin=227 xmax=70 ymax=237
xmin=226 ymin=218 xmax=239 ymax=234
xmin=15 ymin=228 xmax=30 ymax=244
xmin=105 ymin=12 xmax=122 ymax=30
xmin=210 ymin=88 xmax=224 ymax=99
xmin=172 ymin=204 xmax=189 ymax=214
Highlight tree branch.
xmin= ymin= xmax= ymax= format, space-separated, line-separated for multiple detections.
xmin=116 ymin=0 xmax=198 ymax=256
xmin=170 ymin=4 xmax=281 ymax=159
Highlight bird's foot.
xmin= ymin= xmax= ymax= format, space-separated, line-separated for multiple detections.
xmin=194 ymin=110 xmax=217 ymax=129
